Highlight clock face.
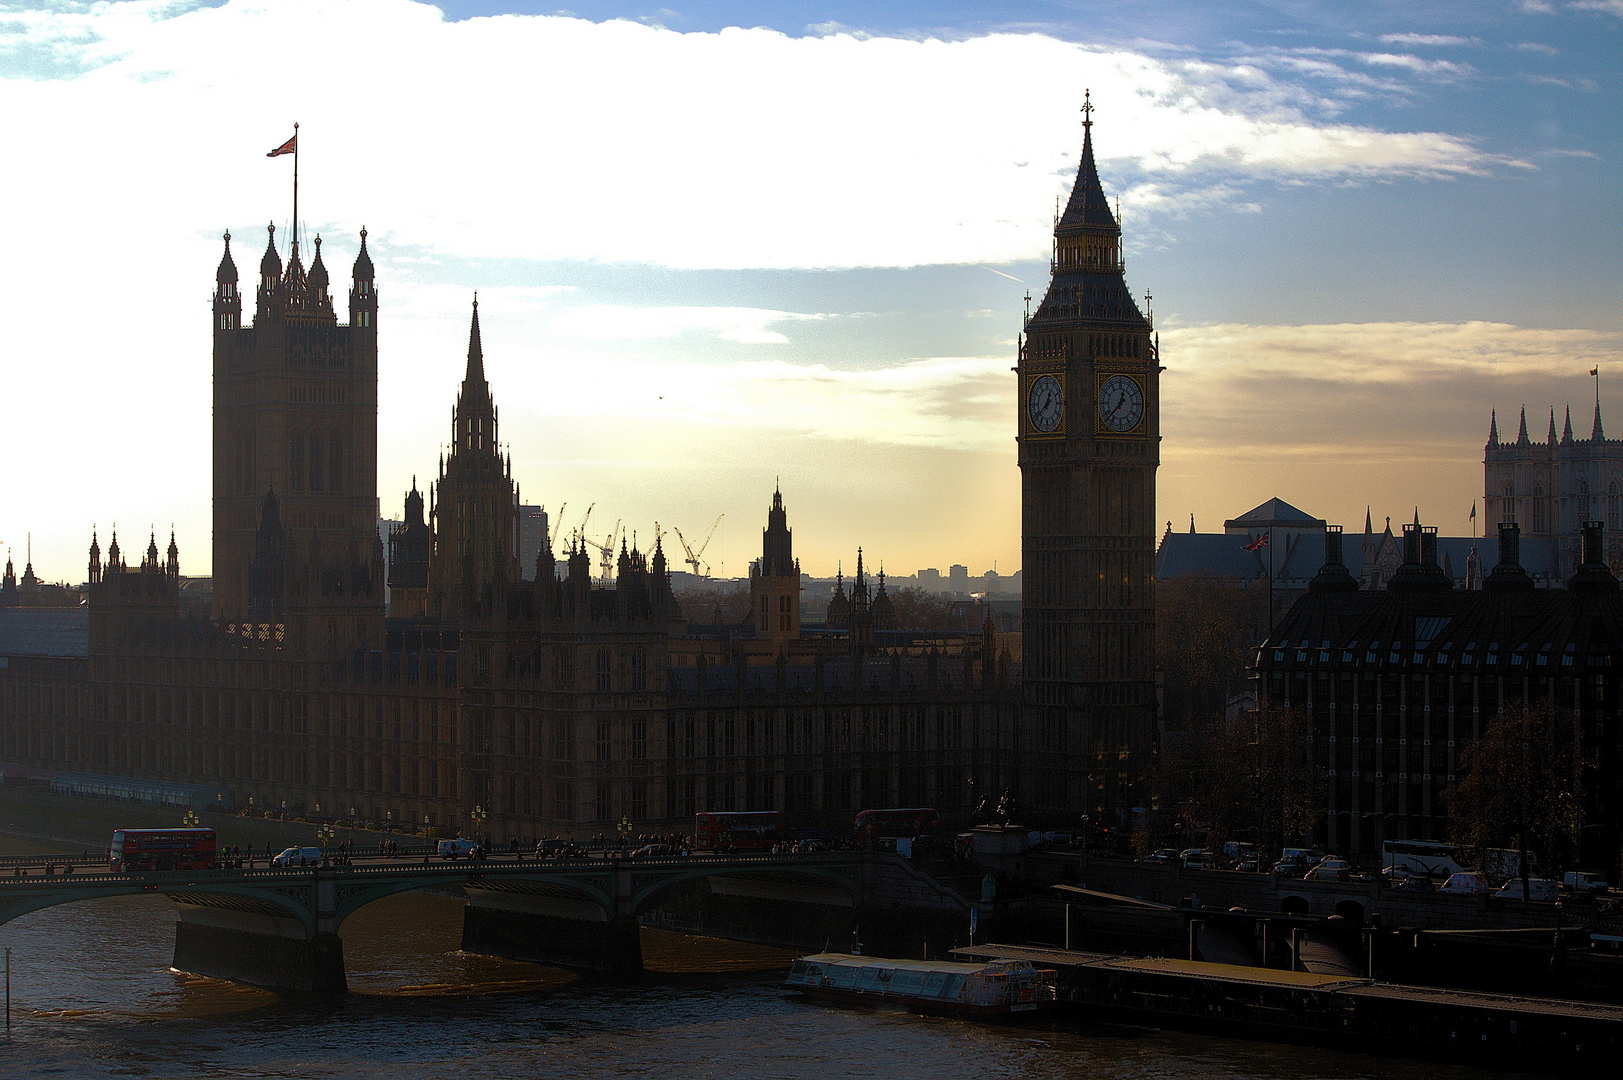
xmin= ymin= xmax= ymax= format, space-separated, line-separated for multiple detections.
xmin=1028 ymin=374 xmax=1063 ymax=433
xmin=1098 ymin=374 xmax=1144 ymax=433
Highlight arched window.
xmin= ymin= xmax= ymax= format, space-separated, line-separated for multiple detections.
xmin=1579 ymin=478 xmax=1590 ymax=522
xmin=1610 ymin=481 xmax=1619 ymax=531
xmin=1501 ymin=481 xmax=1516 ymax=524
xmin=328 ymin=431 xmax=343 ymax=494
xmin=308 ymin=432 xmax=323 ymax=493
xmin=1533 ymin=484 xmax=1547 ymax=533
xmin=595 ymin=647 xmax=611 ymax=692
xmin=631 ymin=647 xmax=647 ymax=692
xmin=289 ymin=430 xmax=304 ymax=492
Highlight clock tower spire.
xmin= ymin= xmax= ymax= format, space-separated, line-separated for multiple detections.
xmin=1016 ymin=93 xmax=1158 ymax=821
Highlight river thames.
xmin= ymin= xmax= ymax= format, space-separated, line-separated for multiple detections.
xmin=0 ymin=837 xmax=1523 ymax=1079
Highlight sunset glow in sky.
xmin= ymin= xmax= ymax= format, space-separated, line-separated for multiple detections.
xmin=1 ymin=0 xmax=1619 ymax=584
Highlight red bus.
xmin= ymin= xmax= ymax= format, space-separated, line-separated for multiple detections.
xmin=854 ymin=808 xmax=940 ymax=844
xmin=693 ymin=811 xmax=784 ymax=851
xmin=109 ymin=828 xmax=218 ymax=872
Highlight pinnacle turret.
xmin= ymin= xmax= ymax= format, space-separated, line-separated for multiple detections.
xmin=1594 ymin=400 xmax=1606 ymax=442
xmin=1516 ymin=406 xmax=1530 ymax=446
xmin=217 ymin=231 xmax=237 ymax=284
xmin=1488 ymin=409 xmax=1499 ymax=446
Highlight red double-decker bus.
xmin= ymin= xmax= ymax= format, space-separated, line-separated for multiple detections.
xmin=854 ymin=808 xmax=940 ymax=844
xmin=109 ymin=828 xmax=218 ymax=872
xmin=693 ymin=811 xmax=783 ymax=851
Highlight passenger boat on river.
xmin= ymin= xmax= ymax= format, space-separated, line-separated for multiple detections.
xmin=784 ymin=953 xmax=1058 ymax=1017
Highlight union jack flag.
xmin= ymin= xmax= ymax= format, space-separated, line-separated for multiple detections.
xmin=266 ymin=134 xmax=297 ymax=157
xmin=1243 ymin=534 xmax=1269 ymax=552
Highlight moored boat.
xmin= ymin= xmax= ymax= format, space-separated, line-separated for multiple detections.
xmin=784 ymin=953 xmax=1057 ymax=1017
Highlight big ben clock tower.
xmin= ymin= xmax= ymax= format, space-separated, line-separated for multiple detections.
xmin=1018 ymin=95 xmax=1159 ymax=821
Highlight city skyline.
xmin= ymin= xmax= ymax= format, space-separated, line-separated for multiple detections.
xmin=2 ymin=0 xmax=1620 ymax=584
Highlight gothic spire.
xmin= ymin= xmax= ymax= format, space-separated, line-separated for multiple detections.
xmin=1562 ymin=405 xmax=1574 ymax=444
xmin=466 ymin=294 xmax=486 ymax=388
xmin=1516 ymin=406 xmax=1529 ymax=446
xmin=1488 ymin=408 xmax=1499 ymax=446
xmin=1057 ymin=89 xmax=1117 ymax=233
xmin=1548 ymin=407 xmax=1558 ymax=444
xmin=1594 ymin=399 xmax=1606 ymax=442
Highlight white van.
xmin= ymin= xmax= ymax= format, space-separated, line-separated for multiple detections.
xmin=437 ymin=838 xmax=477 ymax=859
xmin=1440 ymin=872 xmax=1489 ymax=895
xmin=271 ymin=846 xmax=323 ymax=867
xmin=1497 ymin=878 xmax=1559 ymax=902
xmin=1564 ymin=871 xmax=1610 ymax=895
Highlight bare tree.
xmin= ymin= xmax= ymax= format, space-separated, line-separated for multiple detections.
xmin=1447 ymin=702 xmax=1582 ymax=891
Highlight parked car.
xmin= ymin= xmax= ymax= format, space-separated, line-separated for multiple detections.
xmin=437 ymin=838 xmax=478 ymax=859
xmin=1497 ymin=878 xmax=1559 ymax=902
xmin=271 ymin=846 xmax=323 ymax=867
xmin=1440 ymin=872 xmax=1490 ymax=895
xmin=1565 ymin=871 xmax=1611 ymax=895
xmin=1305 ymin=856 xmax=1352 ymax=882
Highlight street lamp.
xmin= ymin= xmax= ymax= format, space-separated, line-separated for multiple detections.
xmin=471 ymin=804 xmax=487 ymax=845
xmin=181 ymin=808 xmax=199 ymax=829
xmin=617 ymin=816 xmax=632 ymax=851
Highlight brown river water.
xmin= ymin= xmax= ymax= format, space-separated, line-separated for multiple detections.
xmin=0 ymin=835 xmax=1517 ymax=1079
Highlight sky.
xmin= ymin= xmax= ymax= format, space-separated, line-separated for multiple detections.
xmin=1 ymin=0 xmax=1619 ymax=586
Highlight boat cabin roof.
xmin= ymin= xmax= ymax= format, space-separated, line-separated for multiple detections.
xmin=795 ymin=953 xmax=1034 ymax=976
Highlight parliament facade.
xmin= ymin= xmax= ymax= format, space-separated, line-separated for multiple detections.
xmin=0 ymin=114 xmax=1159 ymax=840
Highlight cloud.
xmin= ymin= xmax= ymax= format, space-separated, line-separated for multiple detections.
xmin=1568 ymin=0 xmax=1623 ymax=14
xmin=1378 ymin=33 xmax=1479 ymax=46
xmin=1511 ymin=40 xmax=1560 ymax=53
xmin=1156 ymin=321 xmax=1623 ymax=535
xmin=1356 ymin=52 xmax=1475 ymax=78
xmin=0 ymin=0 xmax=1513 ymax=274
xmin=545 ymin=306 xmax=827 ymax=346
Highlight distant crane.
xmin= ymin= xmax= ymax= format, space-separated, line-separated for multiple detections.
xmin=582 ymin=519 xmax=622 ymax=581
xmin=672 ymin=514 xmax=723 ymax=578
xmin=573 ymin=503 xmax=595 ymax=549
xmin=547 ymin=502 xmax=566 ymax=551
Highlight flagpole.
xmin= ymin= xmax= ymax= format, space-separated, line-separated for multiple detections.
xmin=292 ymin=121 xmax=300 ymax=260
xmin=1268 ymin=526 xmax=1274 ymax=630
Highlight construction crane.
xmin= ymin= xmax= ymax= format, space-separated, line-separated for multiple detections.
xmin=573 ymin=503 xmax=594 ymax=549
xmin=547 ymin=502 xmax=565 ymax=551
xmin=582 ymin=519 xmax=622 ymax=582
xmin=671 ymin=514 xmax=723 ymax=578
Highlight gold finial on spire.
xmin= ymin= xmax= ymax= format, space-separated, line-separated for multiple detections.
xmin=1081 ymin=88 xmax=1093 ymax=131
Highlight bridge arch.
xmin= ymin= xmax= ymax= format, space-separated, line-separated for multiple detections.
xmin=333 ymin=870 xmax=617 ymax=930
xmin=627 ymin=860 xmax=863 ymax=915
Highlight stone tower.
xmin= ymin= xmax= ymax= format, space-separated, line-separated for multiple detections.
xmin=429 ymin=299 xmax=521 ymax=622
xmin=748 ymin=484 xmax=801 ymax=655
xmin=1016 ymin=96 xmax=1159 ymax=818
xmin=211 ymin=224 xmax=384 ymax=649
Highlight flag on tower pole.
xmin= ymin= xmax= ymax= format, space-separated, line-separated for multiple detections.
xmin=266 ymin=133 xmax=297 ymax=157
xmin=1243 ymin=534 xmax=1269 ymax=552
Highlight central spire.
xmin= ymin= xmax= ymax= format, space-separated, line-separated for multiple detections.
xmin=465 ymin=293 xmax=486 ymax=388
xmin=1058 ymin=89 xmax=1118 ymax=233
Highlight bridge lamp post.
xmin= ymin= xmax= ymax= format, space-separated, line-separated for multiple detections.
xmin=471 ymin=805 xmax=487 ymax=847
xmin=618 ymin=816 xmax=631 ymax=852
xmin=316 ymin=823 xmax=335 ymax=862
xmin=181 ymin=809 xmax=199 ymax=829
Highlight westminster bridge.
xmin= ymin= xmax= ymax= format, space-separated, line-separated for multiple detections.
xmin=0 ymin=850 xmax=970 ymax=993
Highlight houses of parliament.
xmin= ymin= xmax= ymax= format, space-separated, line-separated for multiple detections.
xmin=0 ymin=113 xmax=1158 ymax=839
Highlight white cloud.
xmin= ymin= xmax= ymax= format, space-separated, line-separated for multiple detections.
xmin=1569 ymin=0 xmax=1623 ymax=14
xmin=0 ymin=0 xmax=1510 ymax=275
xmin=1377 ymin=33 xmax=1479 ymax=46
xmin=1357 ymin=52 xmax=1475 ymax=78
xmin=1157 ymin=321 xmax=1623 ymax=535
xmin=547 ymin=305 xmax=827 ymax=345
xmin=1511 ymin=40 xmax=1560 ymax=53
